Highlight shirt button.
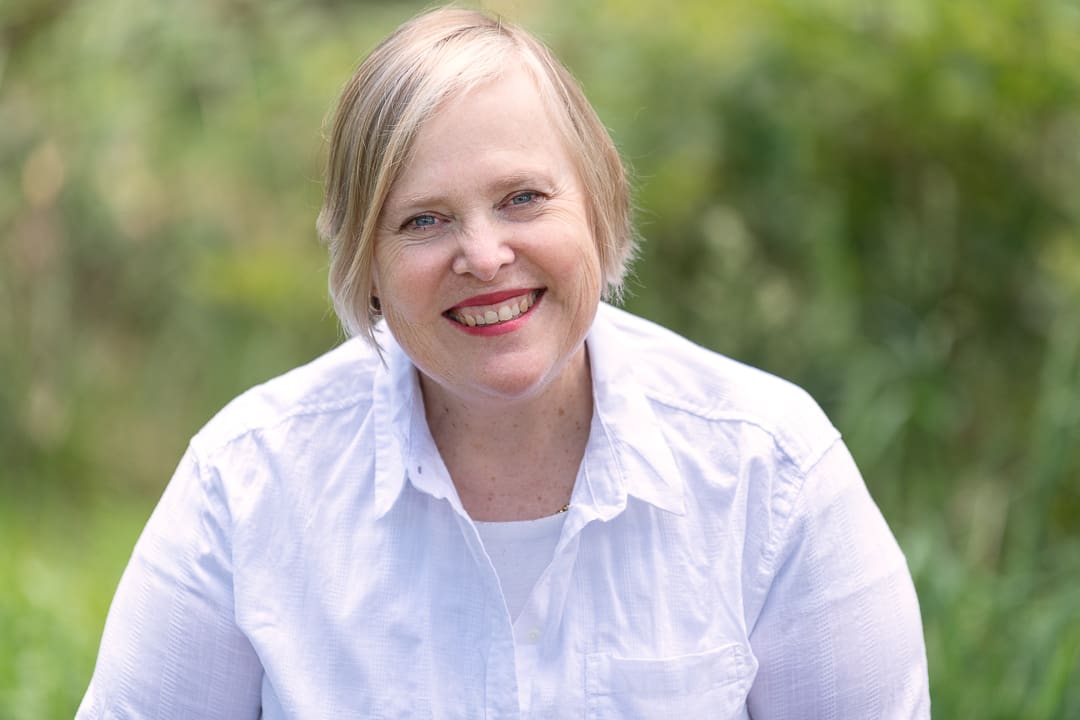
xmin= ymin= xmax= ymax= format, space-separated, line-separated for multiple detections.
xmin=526 ymin=628 xmax=540 ymax=644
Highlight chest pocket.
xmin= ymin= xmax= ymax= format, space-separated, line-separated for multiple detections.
xmin=586 ymin=643 xmax=756 ymax=719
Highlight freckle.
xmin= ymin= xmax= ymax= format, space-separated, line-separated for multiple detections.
xmin=486 ymin=492 xmax=494 ymax=502
xmin=558 ymin=407 xmax=565 ymax=416
xmin=536 ymin=494 xmax=542 ymax=502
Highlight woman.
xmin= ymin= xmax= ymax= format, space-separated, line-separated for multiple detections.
xmin=78 ymin=6 xmax=929 ymax=718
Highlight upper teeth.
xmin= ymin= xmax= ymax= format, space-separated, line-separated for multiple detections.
xmin=454 ymin=291 xmax=538 ymax=327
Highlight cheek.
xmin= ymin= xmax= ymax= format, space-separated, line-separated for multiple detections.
xmin=375 ymin=245 xmax=442 ymax=300
xmin=370 ymin=262 xmax=381 ymax=298
xmin=575 ymin=248 xmax=603 ymax=307
xmin=563 ymin=224 xmax=603 ymax=296
xmin=544 ymin=210 xmax=600 ymax=269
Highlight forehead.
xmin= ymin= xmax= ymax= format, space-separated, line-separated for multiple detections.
xmin=390 ymin=67 xmax=579 ymax=194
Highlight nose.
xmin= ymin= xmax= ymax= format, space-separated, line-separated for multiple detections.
xmin=451 ymin=218 xmax=515 ymax=281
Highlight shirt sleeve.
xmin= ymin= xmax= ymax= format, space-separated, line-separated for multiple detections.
xmin=746 ymin=438 xmax=930 ymax=719
xmin=76 ymin=444 xmax=263 ymax=719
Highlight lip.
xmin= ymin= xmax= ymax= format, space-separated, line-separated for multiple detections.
xmin=444 ymin=289 xmax=545 ymax=336
xmin=448 ymin=287 xmax=543 ymax=311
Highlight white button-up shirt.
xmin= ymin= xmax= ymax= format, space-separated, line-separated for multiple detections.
xmin=78 ymin=304 xmax=930 ymax=718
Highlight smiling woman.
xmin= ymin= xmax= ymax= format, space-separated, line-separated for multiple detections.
xmin=373 ymin=64 xmax=602 ymax=438
xmin=76 ymin=6 xmax=930 ymax=719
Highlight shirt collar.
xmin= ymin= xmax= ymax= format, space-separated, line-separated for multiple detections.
xmin=574 ymin=304 xmax=686 ymax=519
xmin=372 ymin=304 xmax=686 ymax=519
xmin=373 ymin=327 xmax=472 ymax=519
xmin=372 ymin=327 xmax=414 ymax=518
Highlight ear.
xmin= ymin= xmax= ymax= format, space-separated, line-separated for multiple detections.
xmin=369 ymin=268 xmax=382 ymax=314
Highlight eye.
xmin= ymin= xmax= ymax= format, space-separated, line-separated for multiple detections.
xmin=508 ymin=191 xmax=538 ymax=206
xmin=403 ymin=214 xmax=438 ymax=231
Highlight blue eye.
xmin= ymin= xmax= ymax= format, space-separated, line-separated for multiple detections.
xmin=407 ymin=215 xmax=437 ymax=230
xmin=509 ymin=192 xmax=536 ymax=205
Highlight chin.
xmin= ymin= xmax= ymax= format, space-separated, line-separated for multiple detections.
xmin=463 ymin=367 xmax=555 ymax=403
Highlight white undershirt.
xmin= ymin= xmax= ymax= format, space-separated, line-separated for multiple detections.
xmin=474 ymin=512 xmax=566 ymax=621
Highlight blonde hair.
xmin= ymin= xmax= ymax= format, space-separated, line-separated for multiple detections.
xmin=317 ymin=6 xmax=635 ymax=345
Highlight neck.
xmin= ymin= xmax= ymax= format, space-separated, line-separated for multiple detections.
xmin=420 ymin=346 xmax=593 ymax=521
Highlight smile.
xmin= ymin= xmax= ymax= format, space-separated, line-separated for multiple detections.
xmin=446 ymin=289 xmax=543 ymax=327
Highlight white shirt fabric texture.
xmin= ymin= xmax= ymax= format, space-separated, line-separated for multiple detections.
xmin=78 ymin=303 xmax=930 ymax=719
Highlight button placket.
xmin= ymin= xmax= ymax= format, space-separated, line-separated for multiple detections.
xmin=509 ymin=524 xmax=589 ymax=715
xmin=445 ymin=509 xmax=522 ymax=717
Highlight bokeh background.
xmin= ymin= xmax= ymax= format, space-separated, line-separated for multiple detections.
xmin=3 ymin=0 xmax=1079 ymax=716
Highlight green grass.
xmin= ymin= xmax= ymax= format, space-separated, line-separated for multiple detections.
xmin=904 ymin=525 xmax=1080 ymax=719
xmin=0 ymin=492 xmax=152 ymax=719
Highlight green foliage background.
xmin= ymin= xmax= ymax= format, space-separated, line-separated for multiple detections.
xmin=2 ymin=0 xmax=1079 ymax=716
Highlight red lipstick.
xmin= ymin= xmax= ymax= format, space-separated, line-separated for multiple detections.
xmin=443 ymin=288 xmax=545 ymax=336
xmin=448 ymin=288 xmax=542 ymax=310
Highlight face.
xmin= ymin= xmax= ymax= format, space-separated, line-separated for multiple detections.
xmin=372 ymin=66 xmax=602 ymax=408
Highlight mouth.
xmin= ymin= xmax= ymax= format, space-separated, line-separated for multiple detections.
xmin=444 ymin=289 xmax=544 ymax=328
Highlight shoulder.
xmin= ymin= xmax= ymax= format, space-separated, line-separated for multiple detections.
xmin=596 ymin=304 xmax=838 ymax=472
xmin=190 ymin=334 xmax=383 ymax=457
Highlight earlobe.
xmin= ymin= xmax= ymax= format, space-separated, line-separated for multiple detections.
xmin=370 ymin=270 xmax=382 ymax=316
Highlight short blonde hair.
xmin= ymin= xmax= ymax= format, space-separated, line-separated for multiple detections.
xmin=316 ymin=6 xmax=635 ymax=345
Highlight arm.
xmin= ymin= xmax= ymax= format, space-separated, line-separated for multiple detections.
xmin=77 ymin=446 xmax=262 ymax=719
xmin=747 ymin=439 xmax=930 ymax=718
